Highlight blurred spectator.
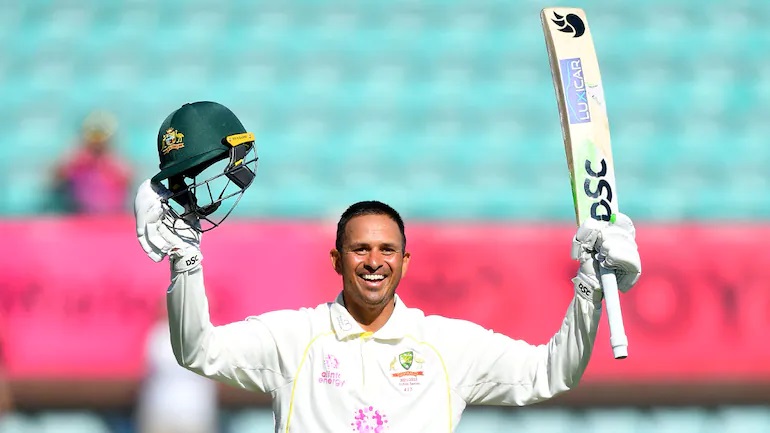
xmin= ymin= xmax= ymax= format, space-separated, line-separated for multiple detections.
xmin=52 ymin=110 xmax=133 ymax=214
xmin=0 ymin=380 xmax=10 ymax=416
xmin=0 ymin=329 xmax=12 ymax=415
xmin=135 ymin=303 xmax=219 ymax=433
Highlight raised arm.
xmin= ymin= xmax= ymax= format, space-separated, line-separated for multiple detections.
xmin=135 ymin=179 xmax=296 ymax=393
xmin=446 ymin=294 xmax=600 ymax=406
xmin=450 ymin=213 xmax=641 ymax=406
xmin=166 ymin=266 xmax=295 ymax=393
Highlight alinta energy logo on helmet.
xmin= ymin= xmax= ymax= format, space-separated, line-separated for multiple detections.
xmin=161 ymin=128 xmax=185 ymax=154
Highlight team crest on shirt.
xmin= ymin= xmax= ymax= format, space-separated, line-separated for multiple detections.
xmin=161 ymin=128 xmax=185 ymax=154
xmin=398 ymin=351 xmax=413 ymax=370
xmin=389 ymin=350 xmax=425 ymax=392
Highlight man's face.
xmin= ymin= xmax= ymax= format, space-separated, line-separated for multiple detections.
xmin=84 ymin=137 xmax=109 ymax=154
xmin=331 ymin=214 xmax=410 ymax=311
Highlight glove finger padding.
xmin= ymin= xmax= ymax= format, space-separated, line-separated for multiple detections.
xmin=138 ymin=234 xmax=165 ymax=262
xmin=156 ymin=216 xmax=203 ymax=273
xmin=134 ymin=179 xmax=197 ymax=264
xmin=144 ymin=221 xmax=175 ymax=255
xmin=571 ymin=218 xmax=603 ymax=261
xmin=134 ymin=180 xmax=165 ymax=230
xmin=571 ymin=218 xmax=605 ymax=303
xmin=596 ymin=213 xmax=641 ymax=293
xmin=157 ymin=215 xmax=201 ymax=250
xmin=135 ymin=179 xmax=168 ymax=262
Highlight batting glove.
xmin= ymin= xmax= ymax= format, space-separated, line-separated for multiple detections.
xmin=571 ymin=213 xmax=641 ymax=303
xmin=134 ymin=179 xmax=203 ymax=273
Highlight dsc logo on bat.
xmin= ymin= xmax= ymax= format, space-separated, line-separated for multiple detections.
xmin=583 ymin=158 xmax=613 ymax=222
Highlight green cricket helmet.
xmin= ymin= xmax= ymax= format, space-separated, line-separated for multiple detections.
xmin=151 ymin=101 xmax=258 ymax=231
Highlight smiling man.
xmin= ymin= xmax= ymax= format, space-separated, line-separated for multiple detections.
xmin=135 ymin=185 xmax=642 ymax=432
xmin=331 ymin=202 xmax=410 ymax=332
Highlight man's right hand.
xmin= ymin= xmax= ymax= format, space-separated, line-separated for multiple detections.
xmin=134 ymin=179 xmax=203 ymax=272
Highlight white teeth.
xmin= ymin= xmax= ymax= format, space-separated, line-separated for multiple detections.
xmin=362 ymin=274 xmax=385 ymax=281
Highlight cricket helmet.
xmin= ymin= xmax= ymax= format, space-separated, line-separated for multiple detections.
xmin=151 ymin=101 xmax=258 ymax=231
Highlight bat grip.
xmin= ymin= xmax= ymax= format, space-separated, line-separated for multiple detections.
xmin=600 ymin=266 xmax=628 ymax=359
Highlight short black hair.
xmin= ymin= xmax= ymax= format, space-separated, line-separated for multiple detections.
xmin=336 ymin=200 xmax=406 ymax=252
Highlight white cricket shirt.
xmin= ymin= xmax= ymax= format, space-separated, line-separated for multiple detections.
xmin=167 ymin=267 xmax=601 ymax=432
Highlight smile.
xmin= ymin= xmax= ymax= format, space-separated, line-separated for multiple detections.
xmin=361 ymin=274 xmax=385 ymax=281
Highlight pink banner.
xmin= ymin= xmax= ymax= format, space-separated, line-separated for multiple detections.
xmin=1 ymin=217 xmax=768 ymax=383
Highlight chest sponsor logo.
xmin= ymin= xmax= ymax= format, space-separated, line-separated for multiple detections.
xmin=318 ymin=354 xmax=345 ymax=387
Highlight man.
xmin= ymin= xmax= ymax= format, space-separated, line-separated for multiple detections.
xmin=135 ymin=181 xmax=641 ymax=432
xmin=0 ymin=328 xmax=12 ymax=415
xmin=53 ymin=110 xmax=132 ymax=214
xmin=135 ymin=301 xmax=219 ymax=433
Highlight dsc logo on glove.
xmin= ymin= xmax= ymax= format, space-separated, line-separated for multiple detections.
xmin=185 ymin=255 xmax=200 ymax=267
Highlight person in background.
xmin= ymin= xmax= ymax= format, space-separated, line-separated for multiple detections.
xmin=52 ymin=110 xmax=133 ymax=214
xmin=135 ymin=301 xmax=219 ymax=433
xmin=0 ymin=329 xmax=13 ymax=415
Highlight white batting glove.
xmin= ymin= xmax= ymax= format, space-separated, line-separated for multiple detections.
xmin=595 ymin=213 xmax=641 ymax=292
xmin=134 ymin=179 xmax=203 ymax=272
xmin=571 ymin=213 xmax=641 ymax=303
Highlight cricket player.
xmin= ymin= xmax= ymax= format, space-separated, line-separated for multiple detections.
xmin=135 ymin=102 xmax=642 ymax=432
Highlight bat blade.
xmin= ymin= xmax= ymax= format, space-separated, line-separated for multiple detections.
xmin=541 ymin=7 xmax=628 ymax=359
xmin=541 ymin=7 xmax=617 ymax=225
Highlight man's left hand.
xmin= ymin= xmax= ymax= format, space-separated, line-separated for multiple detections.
xmin=594 ymin=213 xmax=641 ymax=292
xmin=571 ymin=213 xmax=641 ymax=301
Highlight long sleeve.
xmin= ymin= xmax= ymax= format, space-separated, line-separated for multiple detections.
xmin=165 ymin=266 xmax=299 ymax=393
xmin=448 ymin=295 xmax=601 ymax=406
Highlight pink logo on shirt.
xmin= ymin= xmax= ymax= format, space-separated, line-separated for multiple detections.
xmin=351 ymin=406 xmax=388 ymax=432
xmin=324 ymin=354 xmax=339 ymax=370
xmin=318 ymin=354 xmax=345 ymax=387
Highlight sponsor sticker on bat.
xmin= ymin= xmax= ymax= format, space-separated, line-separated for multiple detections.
xmin=559 ymin=58 xmax=591 ymax=124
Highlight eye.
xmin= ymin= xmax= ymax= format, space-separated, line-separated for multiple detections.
xmin=353 ymin=247 xmax=368 ymax=255
xmin=381 ymin=247 xmax=396 ymax=255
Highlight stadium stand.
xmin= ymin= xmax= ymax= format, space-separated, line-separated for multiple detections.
xmin=2 ymin=0 xmax=769 ymax=220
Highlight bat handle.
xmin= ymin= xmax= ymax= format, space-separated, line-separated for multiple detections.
xmin=599 ymin=266 xmax=628 ymax=359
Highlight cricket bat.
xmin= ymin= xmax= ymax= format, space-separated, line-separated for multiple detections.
xmin=540 ymin=7 xmax=628 ymax=359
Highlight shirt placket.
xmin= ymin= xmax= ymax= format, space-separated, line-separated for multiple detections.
xmin=359 ymin=332 xmax=375 ymax=393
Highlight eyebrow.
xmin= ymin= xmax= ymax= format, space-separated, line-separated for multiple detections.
xmin=346 ymin=242 xmax=401 ymax=250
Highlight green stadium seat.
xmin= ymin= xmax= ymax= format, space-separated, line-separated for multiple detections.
xmin=582 ymin=408 xmax=642 ymax=433
xmin=227 ymin=408 xmax=276 ymax=433
xmin=718 ymin=406 xmax=770 ymax=433
xmin=646 ymin=407 xmax=714 ymax=433
xmin=38 ymin=411 xmax=111 ymax=433
xmin=0 ymin=413 xmax=39 ymax=433
xmin=456 ymin=407 xmax=509 ymax=432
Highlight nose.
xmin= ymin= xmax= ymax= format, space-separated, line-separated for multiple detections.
xmin=364 ymin=249 xmax=383 ymax=270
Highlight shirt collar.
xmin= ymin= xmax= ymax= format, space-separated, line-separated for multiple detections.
xmin=329 ymin=292 xmax=411 ymax=340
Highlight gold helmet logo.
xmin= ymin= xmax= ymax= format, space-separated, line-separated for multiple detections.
xmin=161 ymin=128 xmax=185 ymax=154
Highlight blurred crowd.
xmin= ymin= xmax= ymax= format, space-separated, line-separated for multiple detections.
xmin=1 ymin=304 xmax=220 ymax=433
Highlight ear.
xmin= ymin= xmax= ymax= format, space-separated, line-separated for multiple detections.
xmin=400 ymin=251 xmax=411 ymax=278
xmin=330 ymin=249 xmax=343 ymax=275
